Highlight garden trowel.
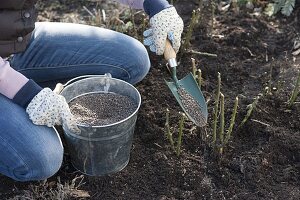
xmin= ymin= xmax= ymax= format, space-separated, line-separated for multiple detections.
xmin=164 ymin=40 xmax=208 ymax=127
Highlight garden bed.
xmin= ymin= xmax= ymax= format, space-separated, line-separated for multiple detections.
xmin=1 ymin=0 xmax=300 ymax=199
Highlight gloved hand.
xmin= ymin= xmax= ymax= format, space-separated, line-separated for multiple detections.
xmin=143 ymin=7 xmax=184 ymax=55
xmin=26 ymin=88 xmax=80 ymax=133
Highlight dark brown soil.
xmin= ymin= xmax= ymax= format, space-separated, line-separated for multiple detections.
xmin=69 ymin=93 xmax=137 ymax=126
xmin=1 ymin=0 xmax=300 ymax=199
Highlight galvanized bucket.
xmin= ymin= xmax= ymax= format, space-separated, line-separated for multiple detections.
xmin=59 ymin=74 xmax=141 ymax=176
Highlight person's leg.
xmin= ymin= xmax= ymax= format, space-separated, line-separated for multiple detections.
xmin=0 ymin=95 xmax=63 ymax=182
xmin=10 ymin=22 xmax=151 ymax=87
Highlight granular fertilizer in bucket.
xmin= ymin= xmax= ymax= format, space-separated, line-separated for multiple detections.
xmin=69 ymin=92 xmax=137 ymax=126
xmin=61 ymin=75 xmax=141 ymax=176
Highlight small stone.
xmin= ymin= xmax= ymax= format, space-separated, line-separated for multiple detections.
xmin=246 ymin=2 xmax=254 ymax=10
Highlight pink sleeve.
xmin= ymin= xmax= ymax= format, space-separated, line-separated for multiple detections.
xmin=0 ymin=57 xmax=29 ymax=99
xmin=114 ymin=0 xmax=144 ymax=9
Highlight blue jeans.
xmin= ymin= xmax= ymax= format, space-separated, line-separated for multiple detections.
xmin=0 ymin=22 xmax=150 ymax=181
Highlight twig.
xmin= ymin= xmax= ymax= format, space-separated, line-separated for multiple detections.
xmin=83 ymin=6 xmax=95 ymax=18
xmin=186 ymin=156 xmax=203 ymax=163
xmin=187 ymin=49 xmax=217 ymax=57
xmin=292 ymin=48 xmax=300 ymax=56
xmin=212 ymin=72 xmax=221 ymax=144
xmin=154 ymin=143 xmax=163 ymax=148
xmin=242 ymin=47 xmax=255 ymax=57
xmin=251 ymin=119 xmax=270 ymax=127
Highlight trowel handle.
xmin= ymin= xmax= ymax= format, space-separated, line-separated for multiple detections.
xmin=163 ymin=40 xmax=179 ymax=85
xmin=164 ymin=40 xmax=177 ymax=68
xmin=54 ymin=83 xmax=64 ymax=94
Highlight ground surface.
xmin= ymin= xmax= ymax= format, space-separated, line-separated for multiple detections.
xmin=1 ymin=0 xmax=300 ymax=199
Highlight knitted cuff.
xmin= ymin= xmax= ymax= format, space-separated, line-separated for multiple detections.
xmin=143 ymin=0 xmax=172 ymax=18
xmin=13 ymin=79 xmax=42 ymax=108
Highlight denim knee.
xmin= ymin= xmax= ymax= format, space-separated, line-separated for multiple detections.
xmin=127 ymin=39 xmax=151 ymax=84
xmin=13 ymin=146 xmax=63 ymax=182
xmin=13 ymin=139 xmax=64 ymax=182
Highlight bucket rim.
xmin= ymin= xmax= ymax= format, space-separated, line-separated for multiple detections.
xmin=61 ymin=76 xmax=141 ymax=128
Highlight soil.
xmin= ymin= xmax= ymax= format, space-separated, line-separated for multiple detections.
xmin=69 ymin=93 xmax=137 ymax=126
xmin=1 ymin=0 xmax=300 ymax=199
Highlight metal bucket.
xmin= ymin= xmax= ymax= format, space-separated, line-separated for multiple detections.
xmin=59 ymin=74 xmax=141 ymax=176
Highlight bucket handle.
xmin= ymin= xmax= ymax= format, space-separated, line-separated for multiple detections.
xmin=53 ymin=73 xmax=112 ymax=94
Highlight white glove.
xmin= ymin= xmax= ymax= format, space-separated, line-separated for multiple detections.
xmin=143 ymin=7 xmax=184 ymax=55
xmin=26 ymin=88 xmax=80 ymax=133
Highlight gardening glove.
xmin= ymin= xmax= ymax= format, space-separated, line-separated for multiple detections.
xmin=143 ymin=6 xmax=184 ymax=55
xmin=26 ymin=88 xmax=80 ymax=133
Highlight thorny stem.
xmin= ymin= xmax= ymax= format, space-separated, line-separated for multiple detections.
xmin=197 ymin=69 xmax=202 ymax=89
xmin=219 ymin=93 xmax=225 ymax=155
xmin=130 ymin=9 xmax=138 ymax=39
xmin=141 ymin=14 xmax=147 ymax=41
xmin=210 ymin=0 xmax=216 ymax=35
xmin=225 ymin=96 xmax=239 ymax=144
xmin=288 ymin=71 xmax=300 ymax=107
xmin=239 ymin=95 xmax=261 ymax=127
xmin=212 ymin=72 xmax=221 ymax=144
xmin=179 ymin=8 xmax=201 ymax=58
xmin=191 ymin=58 xmax=197 ymax=78
xmin=165 ymin=109 xmax=175 ymax=151
xmin=176 ymin=112 xmax=186 ymax=156
xmin=266 ymin=65 xmax=273 ymax=95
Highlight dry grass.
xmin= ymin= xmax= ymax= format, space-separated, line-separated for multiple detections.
xmin=9 ymin=175 xmax=89 ymax=200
